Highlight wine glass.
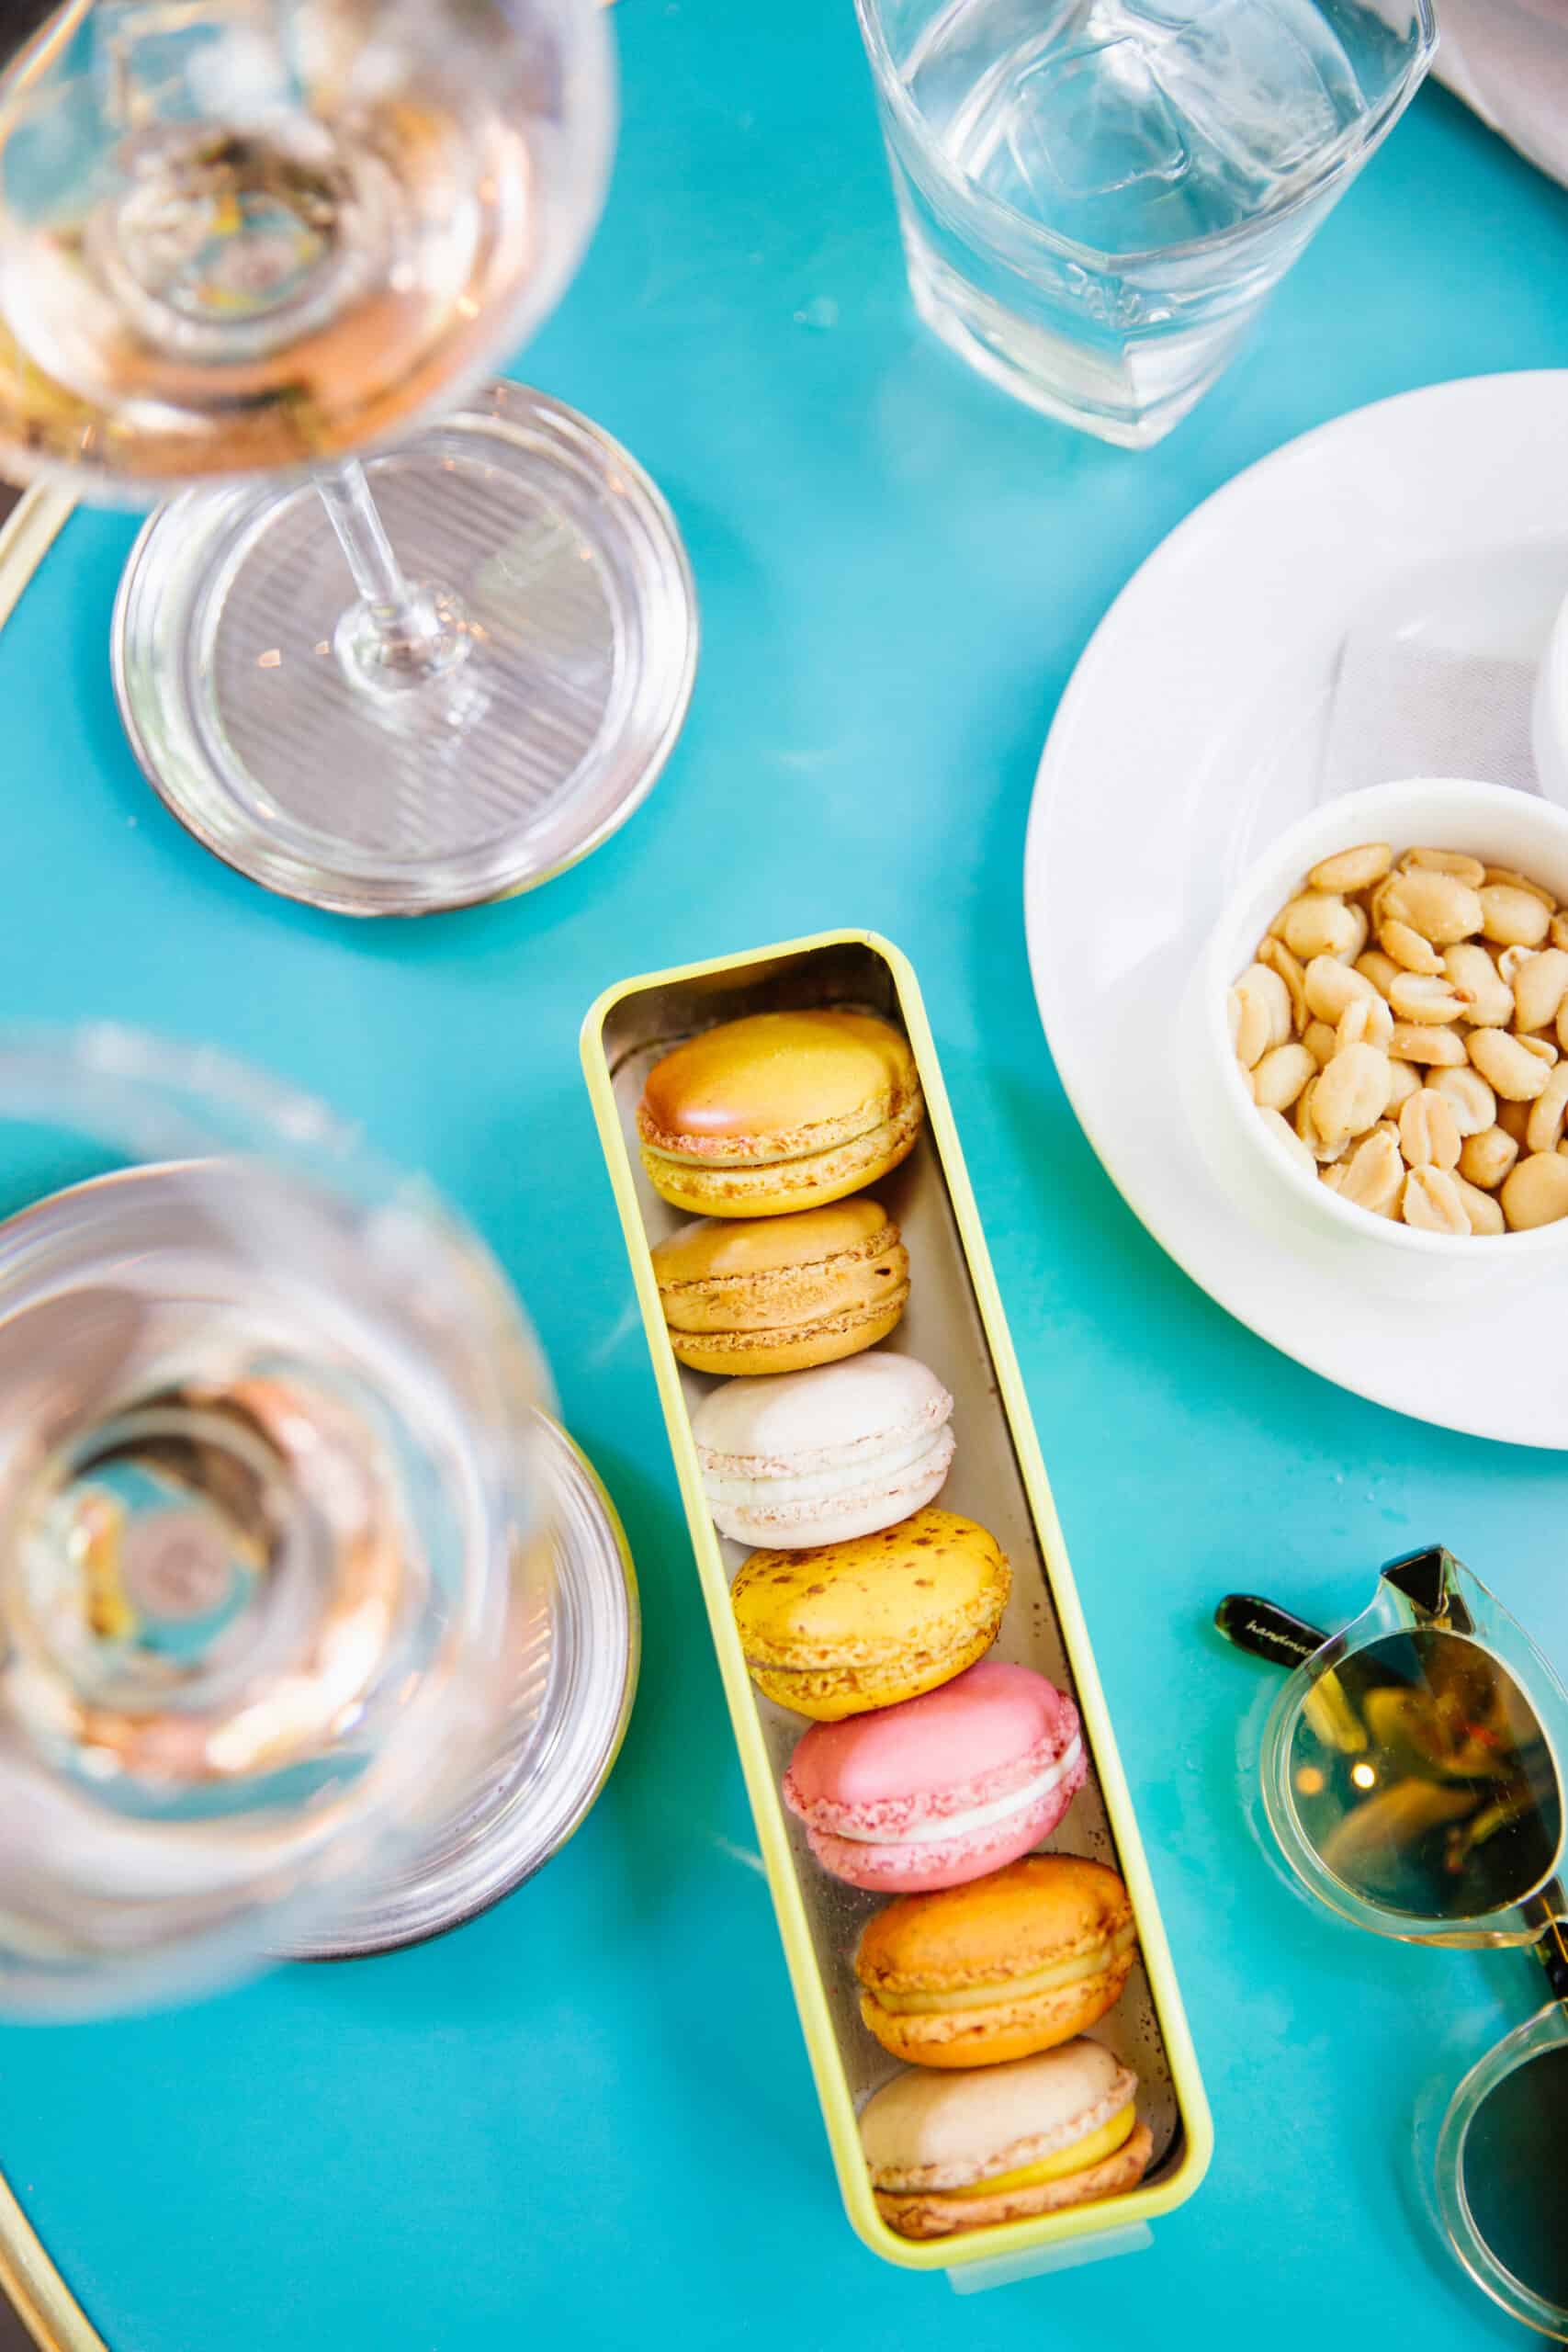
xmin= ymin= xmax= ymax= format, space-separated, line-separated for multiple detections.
xmin=0 ymin=1 xmax=697 ymax=913
xmin=0 ymin=1023 xmax=554 ymax=2015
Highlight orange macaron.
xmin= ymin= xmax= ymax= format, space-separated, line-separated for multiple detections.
xmin=854 ymin=1854 xmax=1137 ymax=2069
xmin=636 ymin=1011 xmax=923 ymax=1217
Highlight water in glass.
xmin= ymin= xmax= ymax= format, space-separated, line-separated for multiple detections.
xmin=857 ymin=0 xmax=1435 ymax=446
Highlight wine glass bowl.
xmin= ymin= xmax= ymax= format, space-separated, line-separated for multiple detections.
xmin=0 ymin=0 xmax=615 ymax=497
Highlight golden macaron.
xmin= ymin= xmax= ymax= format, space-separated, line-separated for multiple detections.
xmin=729 ymin=1506 xmax=1009 ymax=1721
xmin=637 ymin=1011 xmax=924 ymax=1217
xmin=651 ymin=1199 xmax=910 ymax=1374
xmin=854 ymin=1855 xmax=1137 ymax=2069
xmin=861 ymin=2039 xmax=1152 ymax=2240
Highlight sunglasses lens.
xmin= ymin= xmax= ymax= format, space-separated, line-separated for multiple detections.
xmin=1285 ymin=1630 xmax=1561 ymax=1918
xmin=1461 ymin=2044 xmax=1568 ymax=2313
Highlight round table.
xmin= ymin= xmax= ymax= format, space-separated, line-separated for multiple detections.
xmin=2 ymin=6 xmax=1566 ymax=2347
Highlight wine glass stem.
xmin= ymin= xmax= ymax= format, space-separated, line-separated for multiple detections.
xmin=315 ymin=460 xmax=470 ymax=695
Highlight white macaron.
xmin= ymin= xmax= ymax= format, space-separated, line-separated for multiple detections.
xmin=860 ymin=2039 xmax=1151 ymax=2240
xmin=691 ymin=1350 xmax=954 ymax=1548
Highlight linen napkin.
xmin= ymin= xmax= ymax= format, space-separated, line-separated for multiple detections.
xmin=1321 ymin=631 xmax=1540 ymax=798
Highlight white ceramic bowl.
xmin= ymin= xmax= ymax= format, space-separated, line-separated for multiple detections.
xmin=1190 ymin=777 xmax=1568 ymax=1295
xmin=1532 ymin=592 xmax=1568 ymax=811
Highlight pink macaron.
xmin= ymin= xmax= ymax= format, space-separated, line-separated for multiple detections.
xmin=781 ymin=1659 xmax=1086 ymax=1894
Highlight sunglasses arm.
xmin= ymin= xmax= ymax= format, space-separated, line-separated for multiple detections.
xmin=1534 ymin=1909 xmax=1568 ymax=2006
xmin=1214 ymin=1594 xmax=1327 ymax=1668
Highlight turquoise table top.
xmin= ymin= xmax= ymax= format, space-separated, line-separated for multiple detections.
xmin=3 ymin=6 xmax=1568 ymax=2347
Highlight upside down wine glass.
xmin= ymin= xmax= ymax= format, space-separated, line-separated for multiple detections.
xmin=0 ymin=1024 xmax=553 ymax=2015
xmin=0 ymin=0 xmax=696 ymax=912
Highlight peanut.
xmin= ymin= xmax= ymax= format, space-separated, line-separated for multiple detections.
xmin=1553 ymin=912 xmax=1568 ymax=954
xmin=1309 ymin=842 xmax=1392 ymax=894
xmin=1483 ymin=867 xmax=1557 ymax=912
xmin=1497 ymin=1097 xmax=1531 ymax=1145
xmin=1232 ymin=962 xmax=1291 ymax=1068
xmin=1459 ymin=1125 xmax=1519 ymax=1191
xmin=1278 ymin=892 xmax=1363 ymax=962
xmin=1259 ymin=1105 xmax=1316 ymax=1170
xmin=1258 ymin=936 xmax=1309 ymax=1033
xmin=1383 ymin=1059 xmax=1421 ymax=1112
xmin=1258 ymin=1106 xmax=1317 ymax=1176
xmin=1337 ymin=1127 xmax=1404 ymax=1218
xmin=1294 ymin=1076 xmax=1345 ymax=1162
xmin=1389 ymin=1023 xmax=1467 ymax=1068
xmin=1313 ymin=1044 xmax=1391 ymax=1145
xmin=1402 ymin=1167 xmax=1470 ymax=1234
xmin=1398 ymin=1090 xmax=1461 ymax=1172
xmin=1453 ymin=1175 xmax=1506 ymax=1236
xmin=1337 ymin=993 xmax=1393 ymax=1052
xmin=1467 ymin=1028 xmax=1552 ymax=1101
xmin=1355 ymin=949 xmax=1402 ymax=998
xmin=1429 ymin=1065 xmax=1495 ymax=1137
xmin=1501 ymin=1152 xmax=1568 ymax=1231
xmin=1379 ymin=920 xmax=1445 ymax=977
xmin=1303 ymin=1020 xmax=1337 ymax=1069
xmin=1253 ymin=1043 xmax=1316 ymax=1114
xmin=1526 ymin=1063 xmax=1568 ymax=1154
xmin=1381 ymin=869 xmax=1484 ymax=947
xmin=1513 ymin=947 xmax=1568 ymax=1035
xmin=1303 ymin=955 xmax=1380 ymax=1026
xmin=1479 ymin=883 xmax=1551 ymax=950
xmin=1389 ymin=972 xmax=1471 ymax=1025
xmin=1443 ymin=943 xmax=1513 ymax=1028
xmin=1403 ymin=848 xmax=1486 ymax=887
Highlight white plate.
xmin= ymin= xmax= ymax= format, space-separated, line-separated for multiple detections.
xmin=1024 ymin=371 xmax=1568 ymax=1451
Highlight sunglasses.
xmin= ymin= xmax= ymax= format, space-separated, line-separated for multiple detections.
xmin=1217 ymin=1545 xmax=1568 ymax=2340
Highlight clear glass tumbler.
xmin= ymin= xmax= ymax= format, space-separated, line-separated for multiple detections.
xmin=853 ymin=0 xmax=1437 ymax=448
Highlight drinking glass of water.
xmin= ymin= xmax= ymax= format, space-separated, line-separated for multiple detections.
xmin=854 ymin=0 xmax=1437 ymax=447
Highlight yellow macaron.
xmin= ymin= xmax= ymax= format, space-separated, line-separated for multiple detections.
xmin=651 ymin=1199 xmax=910 ymax=1375
xmin=854 ymin=1854 xmax=1137 ymax=2068
xmin=729 ymin=1506 xmax=1010 ymax=1721
xmin=637 ymin=1011 xmax=923 ymax=1216
xmin=860 ymin=2039 xmax=1153 ymax=2240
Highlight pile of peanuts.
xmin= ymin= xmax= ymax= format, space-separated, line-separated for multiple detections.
xmin=1230 ymin=842 xmax=1568 ymax=1236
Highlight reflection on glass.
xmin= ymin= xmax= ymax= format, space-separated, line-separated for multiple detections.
xmin=1286 ymin=1631 xmax=1562 ymax=1918
xmin=1461 ymin=2044 xmax=1568 ymax=2309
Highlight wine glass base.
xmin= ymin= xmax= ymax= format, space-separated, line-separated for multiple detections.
xmin=283 ymin=1412 xmax=638 ymax=1960
xmin=111 ymin=383 xmax=698 ymax=916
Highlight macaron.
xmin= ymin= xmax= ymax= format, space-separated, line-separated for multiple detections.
xmin=692 ymin=1351 xmax=953 ymax=1548
xmin=637 ymin=1011 xmax=924 ymax=1216
xmin=730 ymin=1506 xmax=1010 ymax=1721
xmin=854 ymin=1854 xmax=1136 ymax=2068
xmin=650 ymin=1200 xmax=910 ymax=1375
xmin=783 ymin=1661 xmax=1085 ymax=1894
xmin=860 ymin=2040 xmax=1152 ymax=2240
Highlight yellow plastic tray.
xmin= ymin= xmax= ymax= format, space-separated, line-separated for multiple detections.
xmin=581 ymin=930 xmax=1213 ymax=2278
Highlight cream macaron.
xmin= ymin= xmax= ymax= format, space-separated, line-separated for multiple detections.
xmin=860 ymin=2039 xmax=1152 ymax=2239
xmin=691 ymin=1351 xmax=953 ymax=1548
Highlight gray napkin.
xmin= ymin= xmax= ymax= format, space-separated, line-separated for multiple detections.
xmin=1321 ymin=631 xmax=1540 ymax=798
